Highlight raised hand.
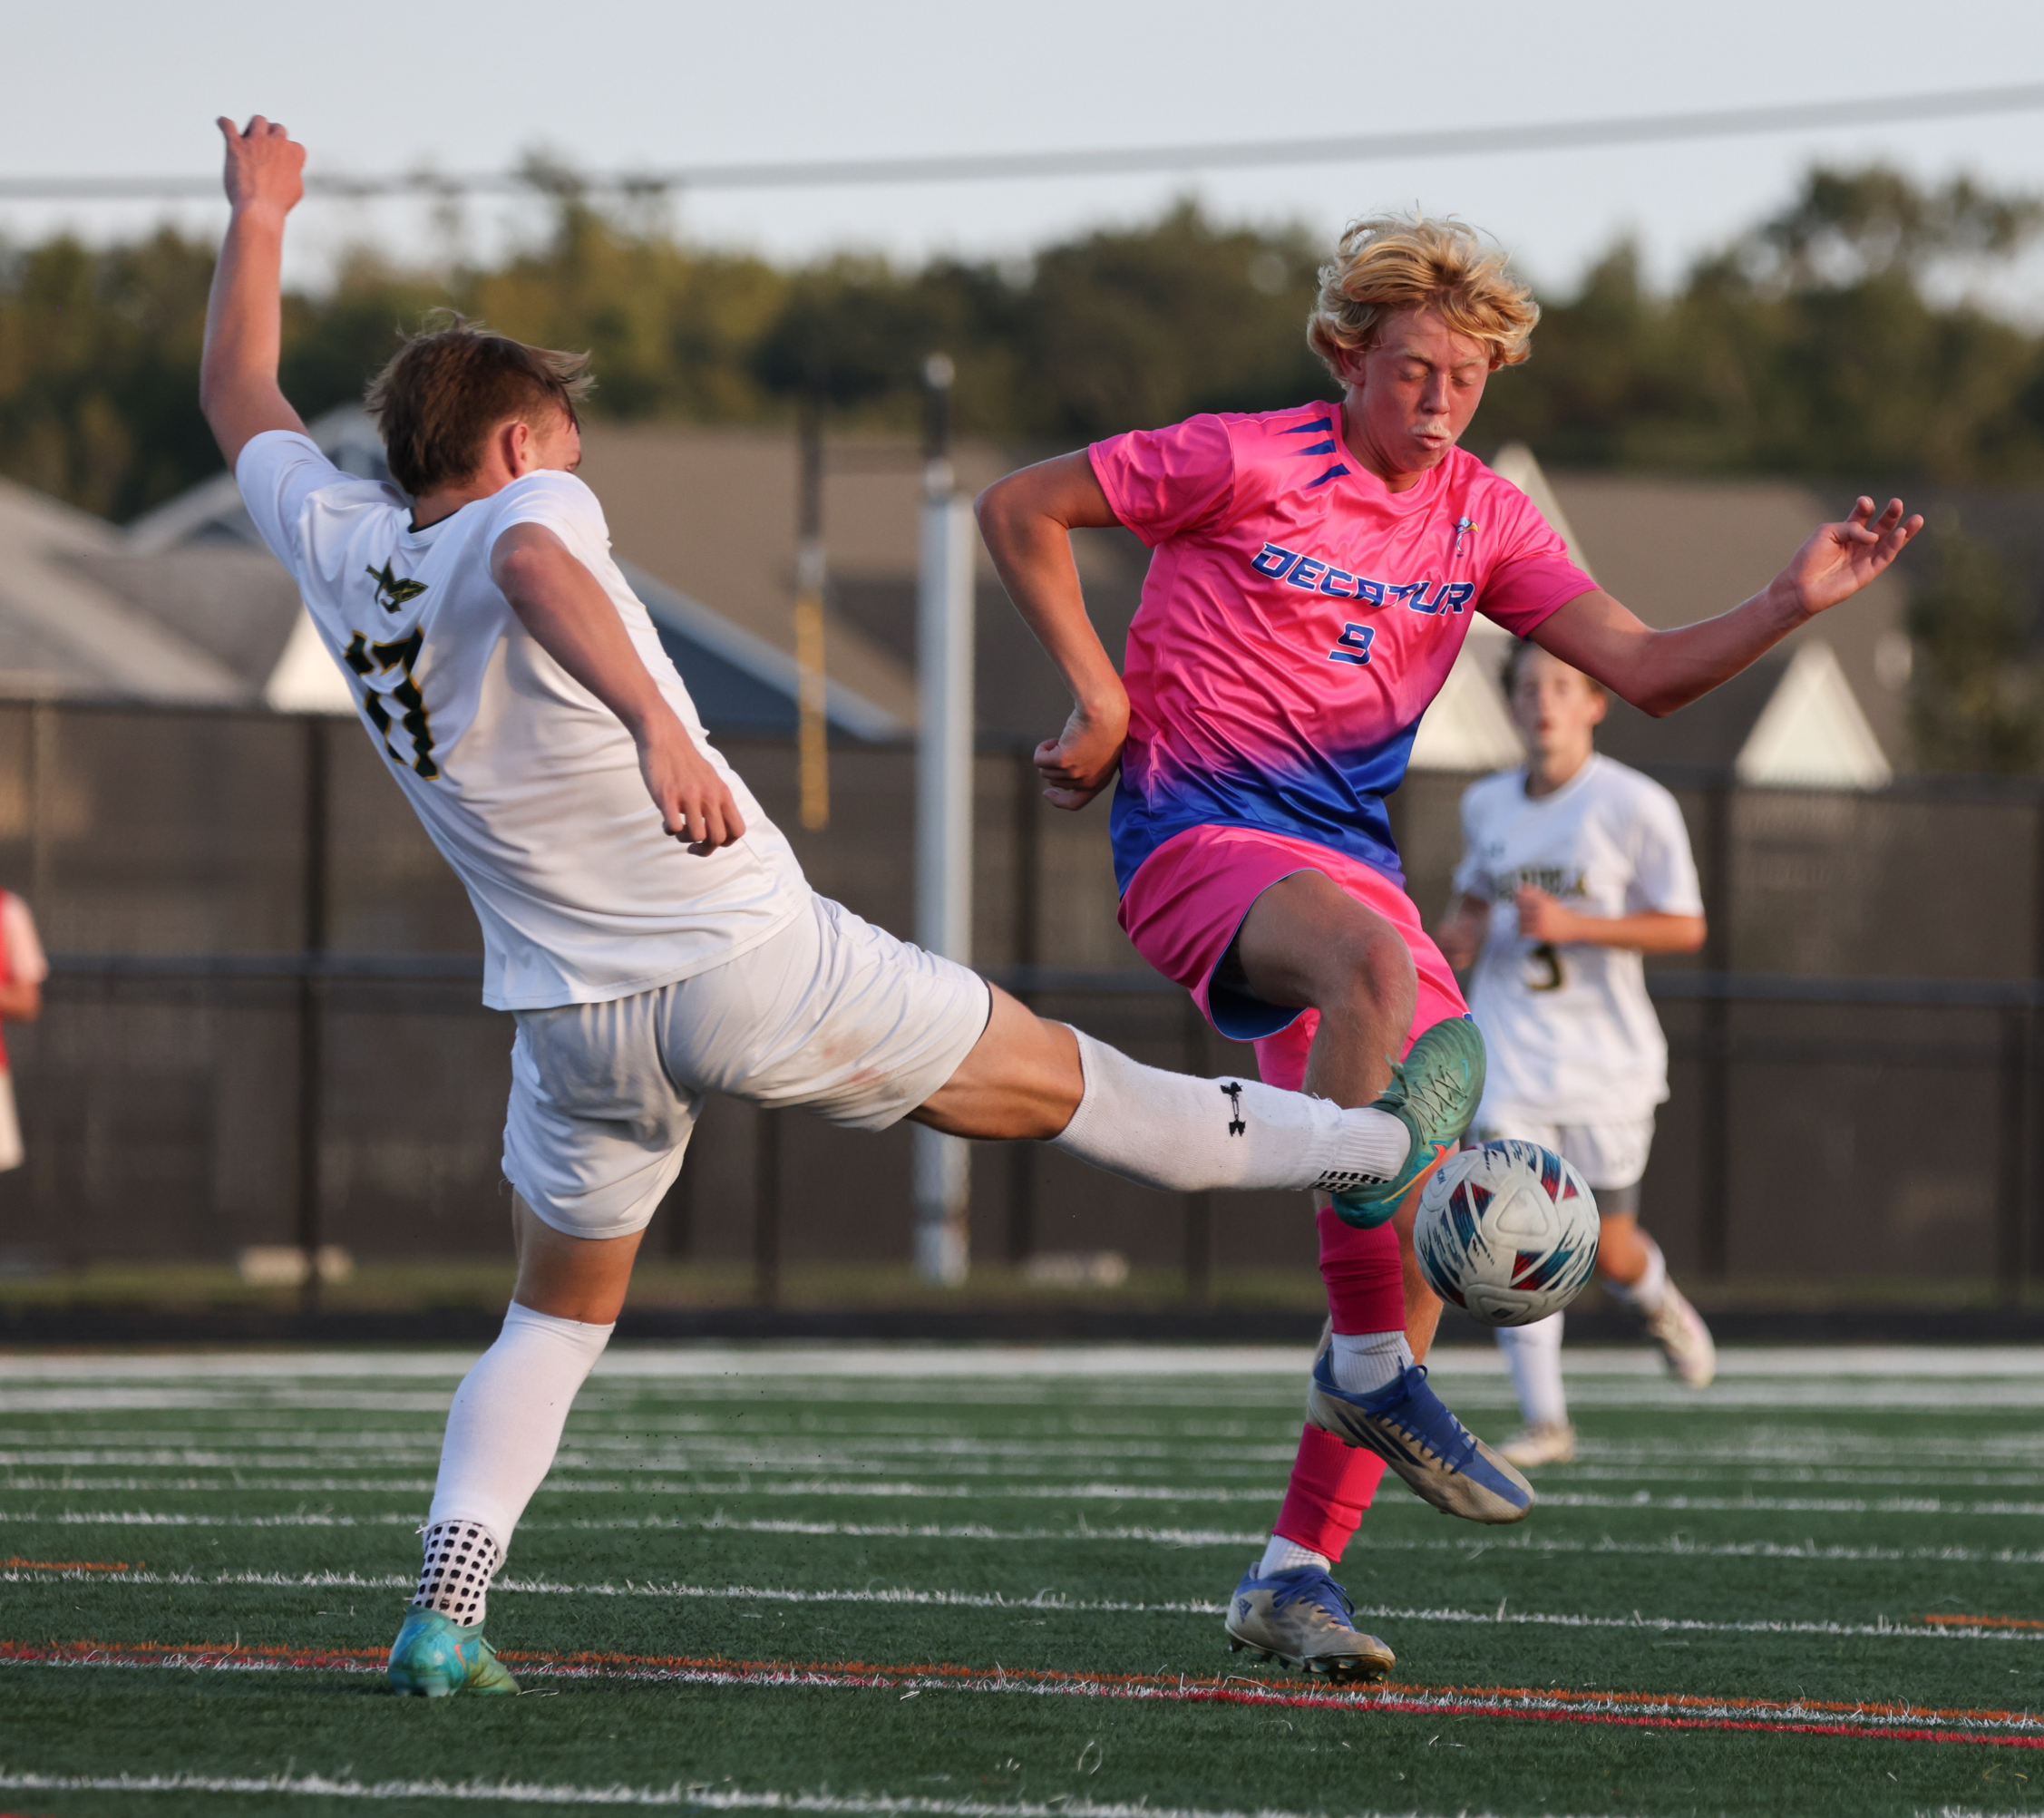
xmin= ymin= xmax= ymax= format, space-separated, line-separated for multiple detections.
xmin=216 ymin=114 xmax=306 ymax=219
xmin=1774 ymin=497 xmax=1922 ymax=618
xmin=1034 ymin=696 xmax=1128 ymax=812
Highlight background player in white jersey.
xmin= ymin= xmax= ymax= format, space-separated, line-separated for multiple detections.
xmin=200 ymin=115 xmax=1465 ymax=1697
xmin=1437 ymin=642 xmax=1713 ymax=1467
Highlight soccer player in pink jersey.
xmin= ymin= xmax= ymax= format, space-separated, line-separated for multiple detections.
xmin=978 ymin=212 xmax=1918 ymax=1682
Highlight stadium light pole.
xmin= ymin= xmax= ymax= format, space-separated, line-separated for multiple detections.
xmin=912 ymin=352 xmax=975 ymax=1287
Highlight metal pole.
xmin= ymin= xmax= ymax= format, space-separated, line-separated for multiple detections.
xmin=1698 ymin=781 xmax=1732 ymax=1280
xmin=1007 ymin=749 xmax=1040 ymax=1269
xmin=2029 ymin=790 xmax=2044 ymax=1286
xmin=912 ymin=353 xmax=975 ymax=1287
xmin=2000 ymin=1004 xmax=2028 ymax=1303
xmin=297 ymin=715 xmax=329 ymax=1314
xmin=755 ymin=1106 xmax=782 ymax=1306
xmin=794 ymin=391 xmax=830 ymax=831
xmin=1183 ymin=996 xmax=1214 ymax=1304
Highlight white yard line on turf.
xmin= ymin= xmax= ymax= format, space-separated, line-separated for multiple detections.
xmin=21 ymin=1507 xmax=2044 ymax=1567
xmin=29 ymin=1473 xmax=2044 ymax=1517
xmin=0 ymin=1772 xmax=1450 ymax=1817
xmin=14 ymin=1567 xmax=2040 ymax=1643
xmin=4 ymin=1342 xmax=2044 ymax=1384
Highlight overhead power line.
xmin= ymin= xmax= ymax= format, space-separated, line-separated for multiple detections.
xmin=4 ymin=80 xmax=2042 ymax=203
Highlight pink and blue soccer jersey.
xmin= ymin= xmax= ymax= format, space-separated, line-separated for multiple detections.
xmin=1088 ymin=403 xmax=1595 ymax=893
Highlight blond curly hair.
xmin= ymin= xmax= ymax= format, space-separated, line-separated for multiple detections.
xmin=1307 ymin=214 xmax=1538 ymax=379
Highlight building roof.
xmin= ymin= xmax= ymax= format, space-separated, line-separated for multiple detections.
xmin=0 ymin=478 xmax=247 ymax=705
xmin=121 ymin=410 xmax=916 ymax=737
xmin=1406 ymin=445 xmax=1903 ymax=787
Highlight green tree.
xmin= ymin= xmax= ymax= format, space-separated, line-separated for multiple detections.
xmin=1905 ymin=520 xmax=2042 ymax=773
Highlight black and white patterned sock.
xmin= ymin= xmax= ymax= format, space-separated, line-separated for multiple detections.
xmin=412 ymin=1519 xmax=503 ymax=1628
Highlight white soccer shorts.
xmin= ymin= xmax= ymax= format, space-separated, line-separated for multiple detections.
xmin=502 ymin=891 xmax=992 ymax=1240
xmin=1472 ymin=1110 xmax=1655 ymax=1196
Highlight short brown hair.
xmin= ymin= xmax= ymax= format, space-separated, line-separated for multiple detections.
xmin=364 ymin=313 xmax=594 ymax=496
xmin=1308 ymin=214 xmax=1539 ymax=380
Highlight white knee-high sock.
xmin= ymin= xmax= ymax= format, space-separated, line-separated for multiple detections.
xmin=1495 ymin=1313 xmax=1568 ymax=1428
xmin=414 ymin=1302 xmax=613 ymax=1625
xmin=1049 ymin=1030 xmax=1408 ymax=1193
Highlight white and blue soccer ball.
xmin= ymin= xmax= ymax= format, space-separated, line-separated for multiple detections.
xmin=1414 ymin=1140 xmax=1601 ymax=1327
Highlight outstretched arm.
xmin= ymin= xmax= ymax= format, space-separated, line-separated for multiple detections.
xmin=492 ymin=523 xmax=745 ymax=854
xmin=1533 ymin=497 xmax=1922 ymax=717
xmin=200 ymin=114 xmax=309 ymax=467
xmin=975 ymin=452 xmax=1128 ymax=810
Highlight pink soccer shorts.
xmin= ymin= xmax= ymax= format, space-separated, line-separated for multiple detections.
xmin=1118 ymin=820 xmax=1470 ymax=1338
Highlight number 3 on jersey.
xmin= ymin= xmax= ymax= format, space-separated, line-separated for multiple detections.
xmin=345 ymin=630 xmax=440 ymax=779
xmin=1327 ymin=622 xmax=1375 ymax=666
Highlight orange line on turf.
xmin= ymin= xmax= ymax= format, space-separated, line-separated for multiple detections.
xmin=1926 ymin=1614 xmax=2044 ymax=1630
xmin=0 ymin=1558 xmax=140 ymax=1573
xmin=9 ymin=1637 xmax=2044 ymax=1749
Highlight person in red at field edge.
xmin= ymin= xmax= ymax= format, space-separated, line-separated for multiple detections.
xmin=977 ymin=211 xmax=1920 ymax=1684
xmin=0 ymin=890 xmax=48 ymax=1171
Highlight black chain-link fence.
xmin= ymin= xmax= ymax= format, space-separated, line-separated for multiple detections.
xmin=2 ymin=699 xmax=2041 ymax=1299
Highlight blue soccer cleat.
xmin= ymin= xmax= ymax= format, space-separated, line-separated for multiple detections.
xmin=1307 ymin=1352 xmax=1534 ymax=1524
xmin=1329 ymin=1016 xmax=1486 ymax=1230
xmin=385 ymin=1608 xmax=520 ymax=1697
xmin=1224 ymin=1562 xmax=1396 ymax=1683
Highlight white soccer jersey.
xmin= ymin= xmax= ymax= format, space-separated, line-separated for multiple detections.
xmin=1453 ymin=753 xmax=1702 ymax=1123
xmin=238 ymin=431 xmax=807 ymax=1011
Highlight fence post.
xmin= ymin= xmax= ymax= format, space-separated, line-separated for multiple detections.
xmin=1007 ymin=750 xmax=1041 ymax=1269
xmin=296 ymin=716 xmax=329 ymax=1315
xmin=2029 ymin=791 xmax=2044 ymax=1288
xmin=1183 ymin=996 xmax=1214 ymax=1304
xmin=2000 ymin=1002 xmax=2028 ymax=1305
xmin=1698 ymin=780 xmax=1733 ymax=1280
xmin=754 ymin=1106 xmax=781 ymax=1307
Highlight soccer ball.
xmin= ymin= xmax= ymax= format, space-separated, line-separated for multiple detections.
xmin=1413 ymin=1140 xmax=1601 ymax=1327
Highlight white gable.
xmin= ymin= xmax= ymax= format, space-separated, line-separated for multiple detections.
xmin=262 ymin=608 xmax=357 ymax=715
xmin=1735 ymin=640 xmax=1893 ymax=791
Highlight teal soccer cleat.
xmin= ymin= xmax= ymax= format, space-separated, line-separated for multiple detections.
xmin=1329 ymin=1016 xmax=1486 ymax=1230
xmin=386 ymin=1608 xmax=520 ymax=1697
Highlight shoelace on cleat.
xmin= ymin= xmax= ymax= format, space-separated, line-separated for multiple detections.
xmin=1372 ymin=1368 xmax=1482 ymax=1474
xmin=1385 ymin=1051 xmax=1472 ymax=1138
xmin=1265 ymin=1569 xmax=1359 ymax=1629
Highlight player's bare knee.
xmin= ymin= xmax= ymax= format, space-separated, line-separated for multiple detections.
xmin=1324 ymin=920 xmax=1416 ymax=1019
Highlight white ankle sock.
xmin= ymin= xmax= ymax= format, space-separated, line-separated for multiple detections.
xmin=1605 ymin=1237 xmax=1668 ymax=1317
xmin=420 ymin=1300 xmax=615 ymax=1619
xmin=1049 ymin=1030 xmax=1409 ymax=1194
xmin=1327 ymin=1329 xmax=1412 ymax=1395
xmin=1495 ymin=1313 xmax=1568 ymax=1428
xmin=1258 ymin=1535 xmax=1331 ymax=1577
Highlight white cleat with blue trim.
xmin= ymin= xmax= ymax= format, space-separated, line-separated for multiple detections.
xmin=1307 ymin=1352 xmax=1535 ymax=1524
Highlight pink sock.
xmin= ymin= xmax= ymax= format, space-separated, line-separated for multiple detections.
xmin=1272 ymin=1423 xmax=1387 ymax=1560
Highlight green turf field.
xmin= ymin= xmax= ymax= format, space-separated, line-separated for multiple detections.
xmin=2 ymin=1344 xmax=2042 ymax=1818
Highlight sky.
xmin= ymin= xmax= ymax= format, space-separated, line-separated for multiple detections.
xmin=4 ymin=0 xmax=2042 ymax=298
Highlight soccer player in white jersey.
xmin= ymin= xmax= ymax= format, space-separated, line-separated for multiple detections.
xmin=200 ymin=116 xmax=1487 ymax=1697
xmin=1437 ymin=642 xmax=1714 ymax=1467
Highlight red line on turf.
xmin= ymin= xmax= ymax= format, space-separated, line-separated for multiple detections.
xmin=7 ymin=1638 xmax=2042 ymax=1748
